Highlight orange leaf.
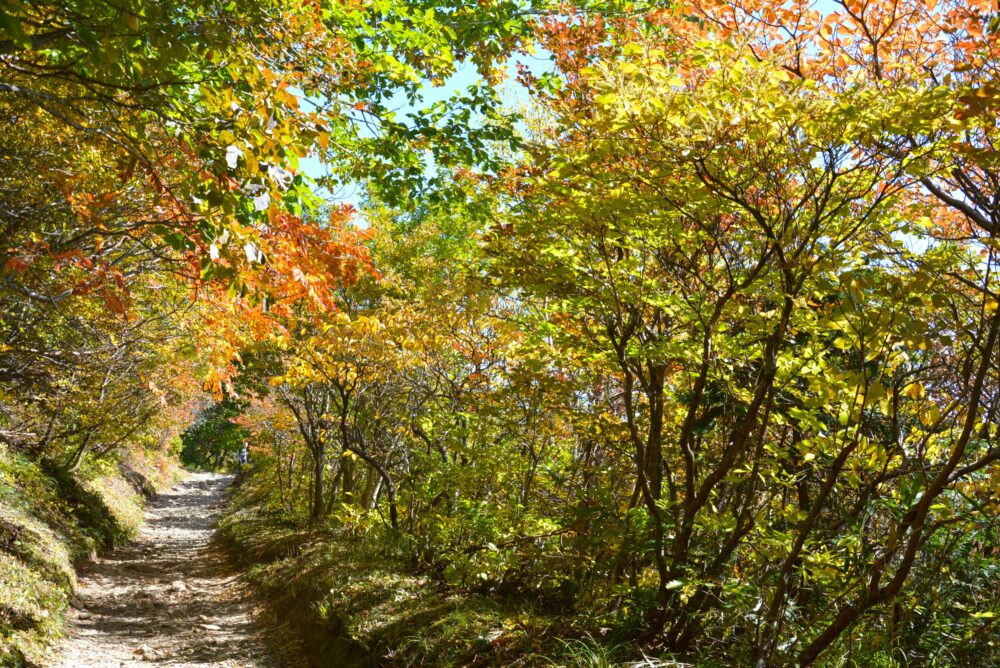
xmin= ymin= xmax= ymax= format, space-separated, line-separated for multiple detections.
xmin=103 ymin=291 xmax=126 ymax=314
xmin=4 ymin=257 xmax=29 ymax=273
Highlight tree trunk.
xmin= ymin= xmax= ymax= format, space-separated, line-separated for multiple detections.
xmin=311 ymin=446 xmax=325 ymax=523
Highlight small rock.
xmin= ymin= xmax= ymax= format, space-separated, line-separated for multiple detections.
xmin=77 ymin=611 xmax=91 ymax=620
xmin=135 ymin=643 xmax=157 ymax=659
xmin=169 ymin=580 xmax=187 ymax=592
xmin=199 ymin=623 xmax=222 ymax=631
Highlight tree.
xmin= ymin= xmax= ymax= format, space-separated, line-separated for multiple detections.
xmin=180 ymin=399 xmax=248 ymax=470
xmin=494 ymin=11 xmax=1000 ymax=662
xmin=1 ymin=0 xmax=538 ymax=477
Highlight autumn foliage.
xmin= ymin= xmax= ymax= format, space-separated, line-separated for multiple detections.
xmin=4 ymin=0 xmax=1000 ymax=666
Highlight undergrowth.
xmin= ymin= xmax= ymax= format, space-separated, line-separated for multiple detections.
xmin=219 ymin=478 xmax=669 ymax=668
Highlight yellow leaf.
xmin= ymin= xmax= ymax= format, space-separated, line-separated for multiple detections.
xmin=919 ymin=404 xmax=940 ymax=427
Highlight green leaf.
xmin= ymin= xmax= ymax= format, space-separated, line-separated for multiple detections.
xmin=0 ymin=11 xmax=30 ymax=49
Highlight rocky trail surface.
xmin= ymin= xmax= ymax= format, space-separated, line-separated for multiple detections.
xmin=54 ymin=472 xmax=303 ymax=668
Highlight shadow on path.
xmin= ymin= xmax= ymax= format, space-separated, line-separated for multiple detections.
xmin=55 ymin=472 xmax=304 ymax=668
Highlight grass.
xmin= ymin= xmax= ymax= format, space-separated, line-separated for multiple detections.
xmin=0 ymin=444 xmax=178 ymax=667
xmin=218 ymin=504 xmax=577 ymax=667
xmin=218 ymin=489 xmax=665 ymax=668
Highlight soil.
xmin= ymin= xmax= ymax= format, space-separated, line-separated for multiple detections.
xmin=53 ymin=472 xmax=305 ymax=668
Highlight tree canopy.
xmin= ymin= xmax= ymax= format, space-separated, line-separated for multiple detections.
xmin=3 ymin=0 xmax=1000 ymax=666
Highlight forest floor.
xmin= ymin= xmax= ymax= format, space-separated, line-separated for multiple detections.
xmin=53 ymin=471 xmax=306 ymax=668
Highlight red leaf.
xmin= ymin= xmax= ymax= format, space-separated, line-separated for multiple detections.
xmin=103 ymin=291 xmax=126 ymax=314
xmin=4 ymin=257 xmax=29 ymax=273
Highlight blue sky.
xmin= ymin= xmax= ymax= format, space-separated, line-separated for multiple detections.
xmin=298 ymin=48 xmax=553 ymax=209
xmin=301 ymin=0 xmax=845 ymax=209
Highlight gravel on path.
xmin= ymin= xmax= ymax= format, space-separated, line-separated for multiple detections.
xmin=54 ymin=471 xmax=304 ymax=668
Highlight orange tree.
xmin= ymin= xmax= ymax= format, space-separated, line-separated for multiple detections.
xmin=0 ymin=0 xmax=543 ymax=473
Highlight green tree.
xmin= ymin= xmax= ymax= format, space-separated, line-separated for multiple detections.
xmin=180 ymin=400 xmax=248 ymax=470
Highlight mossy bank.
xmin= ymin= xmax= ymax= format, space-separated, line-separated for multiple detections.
xmin=0 ymin=444 xmax=179 ymax=667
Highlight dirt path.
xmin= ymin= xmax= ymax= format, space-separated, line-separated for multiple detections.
xmin=55 ymin=472 xmax=303 ymax=668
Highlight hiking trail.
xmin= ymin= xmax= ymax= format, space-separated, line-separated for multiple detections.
xmin=54 ymin=471 xmax=303 ymax=668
